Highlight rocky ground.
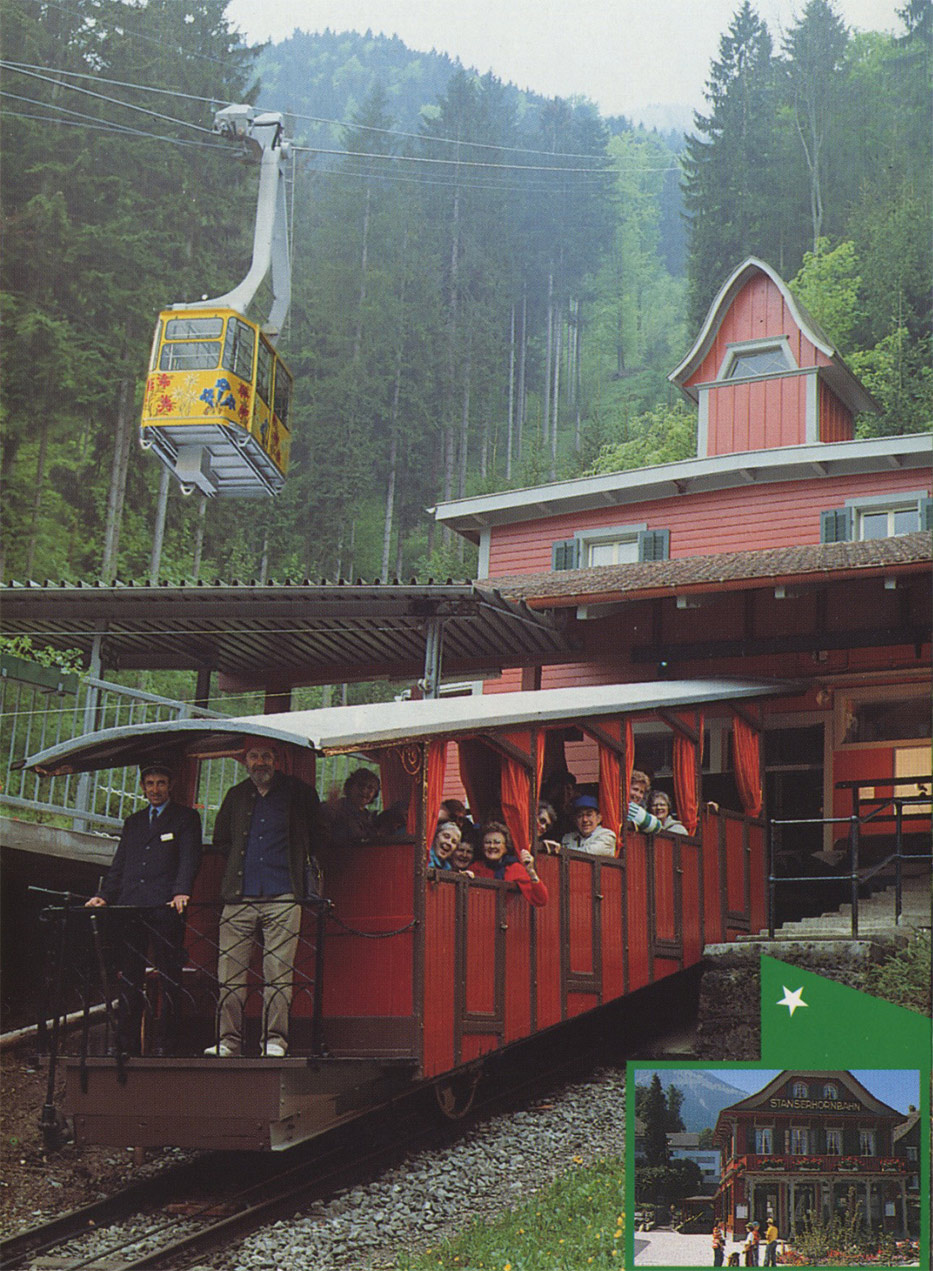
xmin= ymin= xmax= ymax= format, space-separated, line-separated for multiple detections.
xmin=1 ymin=1044 xmax=195 ymax=1236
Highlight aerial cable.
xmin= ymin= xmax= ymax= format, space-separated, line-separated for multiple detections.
xmin=0 ymin=62 xmax=216 ymax=134
xmin=0 ymin=89 xmax=226 ymax=149
xmin=291 ymin=142 xmax=615 ymax=175
xmin=5 ymin=59 xmax=639 ymax=162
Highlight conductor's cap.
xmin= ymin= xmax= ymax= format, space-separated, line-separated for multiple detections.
xmin=140 ymin=759 xmax=174 ymax=779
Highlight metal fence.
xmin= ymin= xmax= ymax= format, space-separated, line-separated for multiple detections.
xmin=2 ymin=654 xmax=371 ymax=840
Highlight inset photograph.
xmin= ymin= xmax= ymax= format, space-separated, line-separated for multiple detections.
xmin=629 ymin=1066 xmax=921 ymax=1267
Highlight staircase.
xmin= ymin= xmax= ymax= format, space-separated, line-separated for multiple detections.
xmin=746 ymin=869 xmax=931 ymax=941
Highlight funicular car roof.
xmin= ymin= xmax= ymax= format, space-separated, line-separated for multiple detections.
xmin=24 ymin=677 xmax=791 ymax=775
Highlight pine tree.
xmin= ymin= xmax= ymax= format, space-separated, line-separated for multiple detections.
xmin=683 ymin=2 xmax=778 ymax=326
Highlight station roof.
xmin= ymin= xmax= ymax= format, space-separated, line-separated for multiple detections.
xmin=432 ymin=434 xmax=932 ymax=541
xmin=0 ymin=580 xmax=574 ymax=687
xmin=482 ymin=532 xmax=933 ymax=609
xmin=24 ymin=677 xmax=791 ymax=774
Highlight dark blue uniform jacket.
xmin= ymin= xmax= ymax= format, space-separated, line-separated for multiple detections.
xmin=99 ymin=801 xmax=203 ymax=906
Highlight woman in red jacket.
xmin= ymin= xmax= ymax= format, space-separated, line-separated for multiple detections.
xmin=472 ymin=820 xmax=548 ymax=907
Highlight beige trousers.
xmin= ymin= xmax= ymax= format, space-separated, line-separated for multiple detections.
xmin=216 ymin=896 xmax=302 ymax=1052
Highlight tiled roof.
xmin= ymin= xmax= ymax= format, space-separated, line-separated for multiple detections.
xmin=483 ymin=532 xmax=932 ymax=608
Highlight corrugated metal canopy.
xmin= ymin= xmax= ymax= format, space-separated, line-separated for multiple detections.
xmin=0 ymin=580 xmax=574 ymax=686
xmin=25 ymin=678 xmax=793 ymax=775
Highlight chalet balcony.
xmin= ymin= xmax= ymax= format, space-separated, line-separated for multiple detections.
xmin=726 ymin=1154 xmax=908 ymax=1176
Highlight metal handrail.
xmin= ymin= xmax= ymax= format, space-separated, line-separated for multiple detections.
xmin=767 ymin=782 xmax=932 ymax=938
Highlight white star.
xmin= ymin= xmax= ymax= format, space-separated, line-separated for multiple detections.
xmin=777 ymin=985 xmax=808 ymax=1017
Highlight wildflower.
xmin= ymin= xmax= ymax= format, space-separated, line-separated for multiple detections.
xmin=573 ymin=1155 xmax=583 ymax=1163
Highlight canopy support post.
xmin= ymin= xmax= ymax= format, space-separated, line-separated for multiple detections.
xmin=420 ymin=619 xmax=444 ymax=699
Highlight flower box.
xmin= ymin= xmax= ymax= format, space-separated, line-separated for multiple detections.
xmin=880 ymin=1158 xmax=903 ymax=1173
xmin=760 ymin=1158 xmax=785 ymax=1171
xmin=836 ymin=1157 xmax=861 ymax=1172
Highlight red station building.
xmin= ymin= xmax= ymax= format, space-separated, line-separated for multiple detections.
xmin=713 ymin=1070 xmax=915 ymax=1238
xmin=434 ymin=257 xmax=932 ymax=888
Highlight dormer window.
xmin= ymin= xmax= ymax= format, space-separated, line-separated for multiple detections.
xmin=718 ymin=338 xmax=797 ymax=381
xmin=823 ymin=1083 xmax=839 ymax=1101
xmin=792 ymin=1081 xmax=809 ymax=1099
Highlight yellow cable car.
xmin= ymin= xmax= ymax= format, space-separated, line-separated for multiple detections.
xmin=141 ymin=306 xmax=292 ymax=497
xmin=141 ymin=106 xmax=294 ymax=498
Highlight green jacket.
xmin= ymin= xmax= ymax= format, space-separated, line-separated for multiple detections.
xmin=212 ymin=772 xmax=320 ymax=902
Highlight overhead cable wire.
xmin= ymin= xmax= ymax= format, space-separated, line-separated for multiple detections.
xmin=4 ymin=59 xmax=653 ymax=161
xmin=0 ymin=90 xmax=228 ymax=151
xmin=0 ymin=61 xmax=216 ymax=134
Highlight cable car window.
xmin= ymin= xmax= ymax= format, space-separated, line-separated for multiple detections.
xmin=223 ymin=319 xmax=255 ymax=381
xmin=159 ymin=340 xmax=221 ymax=371
xmin=273 ymin=363 xmax=292 ymax=424
xmin=165 ymin=317 xmax=223 ymax=339
xmin=148 ymin=319 xmax=163 ymax=372
xmin=256 ymin=341 xmax=273 ymax=405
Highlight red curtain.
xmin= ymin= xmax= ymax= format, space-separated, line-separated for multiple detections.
xmin=597 ymin=719 xmax=622 ymax=852
xmin=672 ymin=712 xmax=702 ymax=835
xmin=623 ymin=719 xmax=634 ymax=805
xmin=501 ymin=730 xmax=533 ymax=855
xmin=536 ymin=732 xmax=546 ymax=789
xmin=424 ymin=740 xmax=448 ymax=842
xmin=733 ymin=715 xmax=763 ymax=818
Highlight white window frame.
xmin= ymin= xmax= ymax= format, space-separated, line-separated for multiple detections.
xmin=574 ymin=522 xmax=647 ymax=568
xmin=844 ymin=489 xmax=928 ymax=541
xmin=793 ymin=1081 xmax=809 ymax=1099
xmin=790 ymin=1126 xmax=810 ymax=1155
xmin=825 ymin=1127 xmax=843 ymax=1155
xmin=858 ymin=1128 xmax=876 ymax=1157
xmin=717 ymin=336 xmax=797 ymax=381
xmin=755 ymin=1127 xmax=773 ymax=1155
xmin=822 ymin=1083 xmax=839 ymax=1101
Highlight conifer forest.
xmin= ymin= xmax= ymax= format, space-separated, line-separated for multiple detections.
xmin=2 ymin=1 xmax=930 ymax=591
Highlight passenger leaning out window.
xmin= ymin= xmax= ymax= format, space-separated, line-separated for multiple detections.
xmin=473 ymin=820 xmax=548 ymax=907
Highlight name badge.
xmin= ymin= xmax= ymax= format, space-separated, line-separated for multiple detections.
xmin=160 ymin=832 xmax=175 ymax=842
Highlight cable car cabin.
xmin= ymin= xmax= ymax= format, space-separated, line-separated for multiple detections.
xmin=26 ymin=679 xmax=780 ymax=1152
xmin=140 ymin=307 xmax=292 ymax=498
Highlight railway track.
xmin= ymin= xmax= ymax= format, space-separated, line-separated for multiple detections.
xmin=3 ymin=972 xmax=696 ymax=1269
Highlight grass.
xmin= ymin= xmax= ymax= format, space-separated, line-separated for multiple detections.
xmin=390 ymin=1158 xmax=625 ymax=1271
xmin=862 ymin=929 xmax=932 ymax=1014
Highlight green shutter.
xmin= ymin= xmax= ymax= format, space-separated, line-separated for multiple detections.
xmin=552 ymin=538 xmax=581 ymax=570
xmin=920 ymin=497 xmax=933 ymax=532
xmin=638 ymin=528 xmax=670 ymax=561
xmin=820 ymin=507 xmax=853 ymax=543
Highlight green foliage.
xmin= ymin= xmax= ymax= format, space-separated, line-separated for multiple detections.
xmin=789 ymin=238 xmax=863 ymax=352
xmin=586 ymin=402 xmax=696 ymax=474
xmin=0 ymin=635 xmax=84 ymax=673
xmin=791 ymin=1195 xmax=874 ymax=1264
xmin=697 ymin=1126 xmax=715 ymax=1149
xmin=861 ymin=930 xmax=932 ymax=1014
xmin=391 ymin=1157 xmax=625 ymax=1269
xmin=634 ymin=1159 xmax=703 ymax=1209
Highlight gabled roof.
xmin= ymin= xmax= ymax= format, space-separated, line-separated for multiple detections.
xmin=668 ymin=256 xmax=879 ymax=415
xmin=714 ymin=1071 xmax=902 ymax=1130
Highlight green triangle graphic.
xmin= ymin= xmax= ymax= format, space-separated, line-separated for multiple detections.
xmin=761 ymin=955 xmax=932 ymax=1067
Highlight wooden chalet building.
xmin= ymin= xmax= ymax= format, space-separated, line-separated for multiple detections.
xmin=712 ymin=1070 xmax=915 ymax=1238
xmin=434 ymin=257 xmax=932 ymax=904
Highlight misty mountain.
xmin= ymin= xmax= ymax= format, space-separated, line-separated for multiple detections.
xmin=634 ymin=1069 xmax=748 ymax=1133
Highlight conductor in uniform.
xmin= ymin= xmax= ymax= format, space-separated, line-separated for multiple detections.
xmin=85 ymin=759 xmax=202 ymax=1056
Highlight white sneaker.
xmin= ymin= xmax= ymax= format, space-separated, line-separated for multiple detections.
xmin=203 ymin=1042 xmax=239 ymax=1057
xmin=264 ymin=1040 xmax=287 ymax=1057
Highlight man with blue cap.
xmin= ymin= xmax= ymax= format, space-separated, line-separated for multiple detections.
xmin=560 ymin=794 xmax=619 ymax=855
